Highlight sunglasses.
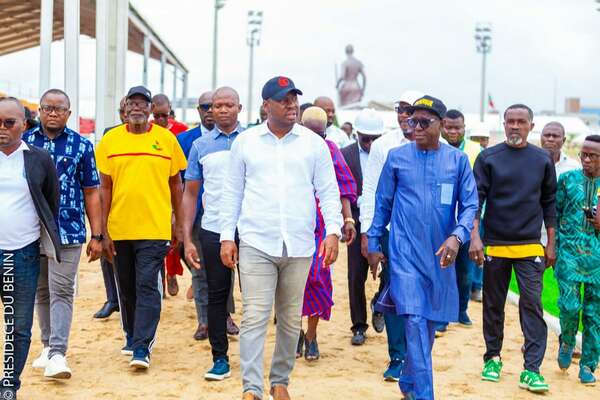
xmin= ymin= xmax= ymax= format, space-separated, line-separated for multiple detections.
xmin=40 ymin=105 xmax=69 ymax=115
xmin=579 ymin=152 xmax=600 ymax=162
xmin=359 ymin=135 xmax=381 ymax=143
xmin=0 ymin=118 xmax=18 ymax=129
xmin=395 ymin=105 xmax=411 ymax=114
xmin=198 ymin=103 xmax=213 ymax=111
xmin=407 ymin=117 xmax=439 ymax=130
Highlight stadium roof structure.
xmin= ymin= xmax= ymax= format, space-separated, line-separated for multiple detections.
xmin=0 ymin=0 xmax=186 ymax=72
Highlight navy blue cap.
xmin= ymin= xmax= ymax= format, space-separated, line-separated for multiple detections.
xmin=126 ymin=86 xmax=152 ymax=102
xmin=261 ymin=76 xmax=303 ymax=101
xmin=407 ymin=95 xmax=447 ymax=119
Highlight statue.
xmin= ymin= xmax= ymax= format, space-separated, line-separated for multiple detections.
xmin=336 ymin=44 xmax=366 ymax=106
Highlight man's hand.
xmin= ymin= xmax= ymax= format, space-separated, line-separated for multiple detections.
xmin=367 ymin=251 xmax=385 ymax=280
xmin=436 ymin=235 xmax=460 ymax=268
xmin=102 ymin=235 xmax=116 ymax=264
xmin=469 ymin=233 xmax=485 ymax=266
xmin=86 ymin=239 xmax=103 ymax=262
xmin=184 ymin=241 xmax=202 ymax=270
xmin=545 ymin=242 xmax=556 ymax=268
xmin=220 ymin=240 xmax=238 ymax=270
xmin=360 ymin=233 xmax=369 ymax=259
xmin=342 ymin=222 xmax=357 ymax=246
xmin=319 ymin=234 xmax=339 ymax=266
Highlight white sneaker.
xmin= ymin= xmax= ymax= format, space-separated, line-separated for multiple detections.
xmin=32 ymin=347 xmax=50 ymax=369
xmin=44 ymin=354 xmax=72 ymax=379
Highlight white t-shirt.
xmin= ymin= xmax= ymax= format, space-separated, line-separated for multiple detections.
xmin=0 ymin=141 xmax=40 ymax=250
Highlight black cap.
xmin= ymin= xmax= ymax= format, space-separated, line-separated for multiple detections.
xmin=261 ymin=76 xmax=303 ymax=101
xmin=126 ymin=86 xmax=152 ymax=102
xmin=408 ymin=95 xmax=447 ymax=119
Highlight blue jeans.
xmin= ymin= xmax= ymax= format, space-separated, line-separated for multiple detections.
xmin=381 ymin=230 xmax=406 ymax=362
xmin=1 ymin=240 xmax=41 ymax=393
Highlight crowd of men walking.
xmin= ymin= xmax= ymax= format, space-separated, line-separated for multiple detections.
xmin=0 ymin=74 xmax=598 ymax=400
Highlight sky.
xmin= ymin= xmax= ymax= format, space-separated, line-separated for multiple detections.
xmin=0 ymin=0 xmax=599 ymax=120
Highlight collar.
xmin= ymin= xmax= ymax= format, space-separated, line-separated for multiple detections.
xmin=260 ymin=122 xmax=299 ymax=137
xmin=1 ymin=140 xmax=29 ymax=158
xmin=214 ymin=122 xmax=241 ymax=138
xmin=32 ymin=125 xmax=70 ymax=140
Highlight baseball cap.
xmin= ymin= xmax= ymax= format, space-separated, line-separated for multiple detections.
xmin=408 ymin=95 xmax=447 ymax=119
xmin=261 ymin=76 xmax=303 ymax=101
xmin=126 ymin=86 xmax=152 ymax=102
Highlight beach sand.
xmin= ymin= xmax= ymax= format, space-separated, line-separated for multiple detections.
xmin=6 ymin=246 xmax=598 ymax=399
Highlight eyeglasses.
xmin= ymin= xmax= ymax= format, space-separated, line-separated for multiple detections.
xmin=395 ymin=105 xmax=411 ymax=115
xmin=406 ymin=117 xmax=439 ymax=130
xmin=40 ymin=105 xmax=69 ymax=115
xmin=126 ymin=100 xmax=150 ymax=109
xmin=0 ymin=118 xmax=18 ymax=129
xmin=153 ymin=113 xmax=170 ymax=119
xmin=579 ymin=152 xmax=600 ymax=162
xmin=198 ymin=103 xmax=213 ymax=111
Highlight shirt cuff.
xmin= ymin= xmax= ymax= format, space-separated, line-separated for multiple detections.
xmin=367 ymin=236 xmax=382 ymax=253
xmin=451 ymin=227 xmax=468 ymax=245
xmin=360 ymin=218 xmax=372 ymax=234
xmin=219 ymin=229 xmax=235 ymax=242
xmin=325 ymin=224 xmax=342 ymax=239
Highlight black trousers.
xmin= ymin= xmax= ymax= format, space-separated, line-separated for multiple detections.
xmin=482 ymin=256 xmax=547 ymax=373
xmin=199 ymin=228 xmax=233 ymax=362
xmin=100 ymin=257 xmax=119 ymax=305
xmin=113 ymin=240 xmax=169 ymax=353
xmin=347 ymin=220 xmax=370 ymax=333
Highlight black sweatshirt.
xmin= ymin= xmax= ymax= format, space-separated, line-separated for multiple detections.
xmin=473 ymin=142 xmax=557 ymax=245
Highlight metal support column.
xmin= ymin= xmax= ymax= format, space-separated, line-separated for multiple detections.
xmin=39 ymin=0 xmax=53 ymax=97
xmin=64 ymin=0 xmax=79 ymax=130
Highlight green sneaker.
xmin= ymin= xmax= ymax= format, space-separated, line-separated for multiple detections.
xmin=519 ymin=370 xmax=549 ymax=392
xmin=481 ymin=357 xmax=503 ymax=382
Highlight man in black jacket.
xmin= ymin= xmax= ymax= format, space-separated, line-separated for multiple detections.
xmin=471 ymin=104 xmax=556 ymax=393
xmin=0 ymin=96 xmax=60 ymax=398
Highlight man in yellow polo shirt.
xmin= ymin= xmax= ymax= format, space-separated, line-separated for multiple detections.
xmin=96 ymin=86 xmax=186 ymax=370
xmin=470 ymin=104 xmax=556 ymax=392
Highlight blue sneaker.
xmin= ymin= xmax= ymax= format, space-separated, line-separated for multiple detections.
xmin=557 ymin=341 xmax=573 ymax=370
xmin=129 ymin=348 xmax=150 ymax=370
xmin=383 ymin=359 xmax=402 ymax=382
xmin=121 ymin=337 xmax=133 ymax=356
xmin=579 ymin=366 xmax=596 ymax=386
xmin=458 ymin=311 xmax=473 ymax=326
xmin=204 ymin=358 xmax=231 ymax=381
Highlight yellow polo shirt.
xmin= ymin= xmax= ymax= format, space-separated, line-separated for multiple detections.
xmin=95 ymin=123 xmax=187 ymax=240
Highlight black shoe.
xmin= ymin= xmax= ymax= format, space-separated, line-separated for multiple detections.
xmin=371 ymin=297 xmax=385 ymax=333
xmin=296 ymin=330 xmax=304 ymax=358
xmin=351 ymin=330 xmax=366 ymax=346
xmin=93 ymin=302 xmax=119 ymax=319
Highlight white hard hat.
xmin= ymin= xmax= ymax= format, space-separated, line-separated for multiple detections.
xmin=398 ymin=90 xmax=425 ymax=106
xmin=354 ymin=108 xmax=384 ymax=136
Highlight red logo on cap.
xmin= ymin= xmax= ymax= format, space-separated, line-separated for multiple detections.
xmin=278 ymin=77 xmax=290 ymax=87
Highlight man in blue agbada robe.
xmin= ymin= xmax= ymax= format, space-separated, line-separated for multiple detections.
xmin=367 ymin=95 xmax=478 ymax=400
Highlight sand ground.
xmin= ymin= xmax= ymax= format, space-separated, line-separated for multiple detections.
xmin=4 ymin=246 xmax=598 ymax=399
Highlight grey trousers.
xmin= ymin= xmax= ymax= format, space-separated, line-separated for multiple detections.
xmin=35 ymin=245 xmax=83 ymax=358
xmin=238 ymin=242 xmax=311 ymax=399
xmin=188 ymin=223 xmax=235 ymax=326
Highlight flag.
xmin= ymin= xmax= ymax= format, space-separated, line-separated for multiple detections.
xmin=488 ymin=94 xmax=496 ymax=111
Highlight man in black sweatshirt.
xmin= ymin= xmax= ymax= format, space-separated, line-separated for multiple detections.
xmin=470 ymin=104 xmax=556 ymax=393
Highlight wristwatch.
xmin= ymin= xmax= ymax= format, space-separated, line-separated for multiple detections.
xmin=91 ymin=234 xmax=104 ymax=241
xmin=451 ymin=234 xmax=463 ymax=246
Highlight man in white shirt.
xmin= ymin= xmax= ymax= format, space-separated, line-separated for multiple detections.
xmin=359 ymin=90 xmax=423 ymax=382
xmin=0 ymin=97 xmax=60 ymax=398
xmin=315 ymin=96 xmax=353 ymax=148
xmin=540 ymin=121 xmax=579 ymax=178
xmin=220 ymin=76 xmax=342 ymax=400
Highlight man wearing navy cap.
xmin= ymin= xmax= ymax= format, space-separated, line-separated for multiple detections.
xmin=220 ymin=76 xmax=342 ymax=400
xmin=367 ymin=96 xmax=478 ymax=399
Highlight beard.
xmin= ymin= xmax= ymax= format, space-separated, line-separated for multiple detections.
xmin=507 ymin=135 xmax=523 ymax=146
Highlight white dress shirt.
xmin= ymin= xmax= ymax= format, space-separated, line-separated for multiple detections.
xmin=220 ymin=123 xmax=342 ymax=257
xmin=0 ymin=141 xmax=40 ymax=250
xmin=325 ymin=125 xmax=353 ymax=149
xmin=359 ymin=128 xmax=410 ymax=233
